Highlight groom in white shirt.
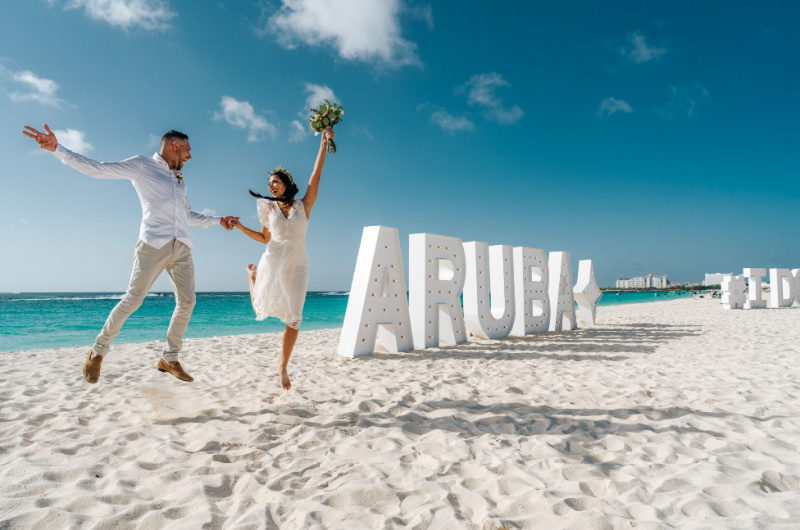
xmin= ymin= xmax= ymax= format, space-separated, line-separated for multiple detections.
xmin=22 ymin=124 xmax=238 ymax=384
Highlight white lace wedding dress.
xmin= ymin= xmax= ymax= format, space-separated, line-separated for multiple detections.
xmin=251 ymin=199 xmax=309 ymax=329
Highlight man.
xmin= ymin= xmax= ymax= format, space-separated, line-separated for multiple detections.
xmin=22 ymin=124 xmax=238 ymax=384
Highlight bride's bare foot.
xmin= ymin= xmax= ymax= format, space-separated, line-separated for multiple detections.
xmin=278 ymin=365 xmax=291 ymax=391
xmin=246 ymin=264 xmax=257 ymax=281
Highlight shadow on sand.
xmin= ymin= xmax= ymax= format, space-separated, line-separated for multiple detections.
xmin=156 ymin=397 xmax=784 ymax=480
xmin=155 ymin=321 xmax=736 ymax=472
xmin=367 ymin=322 xmax=703 ymax=362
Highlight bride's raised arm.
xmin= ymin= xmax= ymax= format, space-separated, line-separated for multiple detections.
xmin=302 ymin=128 xmax=333 ymax=217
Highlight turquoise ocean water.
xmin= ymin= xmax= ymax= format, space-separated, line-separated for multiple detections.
xmin=0 ymin=290 xmax=687 ymax=353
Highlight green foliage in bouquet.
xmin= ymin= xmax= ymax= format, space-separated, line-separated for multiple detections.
xmin=309 ymin=99 xmax=343 ymax=153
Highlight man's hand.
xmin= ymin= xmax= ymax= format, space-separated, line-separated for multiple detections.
xmin=220 ymin=216 xmax=239 ymax=230
xmin=22 ymin=124 xmax=58 ymax=152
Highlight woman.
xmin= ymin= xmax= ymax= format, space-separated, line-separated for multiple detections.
xmin=232 ymin=129 xmax=334 ymax=390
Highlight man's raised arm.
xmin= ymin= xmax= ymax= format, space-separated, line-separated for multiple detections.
xmin=22 ymin=123 xmax=142 ymax=181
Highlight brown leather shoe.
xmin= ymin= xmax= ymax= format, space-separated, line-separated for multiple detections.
xmin=157 ymin=359 xmax=194 ymax=382
xmin=83 ymin=349 xmax=102 ymax=384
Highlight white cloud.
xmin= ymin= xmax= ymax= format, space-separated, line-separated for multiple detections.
xmin=486 ymin=105 xmax=524 ymax=124
xmin=2 ymin=67 xmax=66 ymax=108
xmin=598 ymin=97 xmax=633 ymax=117
xmin=198 ymin=208 xmax=217 ymax=217
xmin=403 ymin=4 xmax=433 ymax=30
xmin=48 ymin=0 xmax=176 ymax=31
xmin=430 ymin=108 xmax=474 ymax=133
xmin=351 ymin=124 xmax=373 ymax=140
xmin=54 ymin=128 xmax=93 ymax=153
xmin=213 ymin=96 xmax=276 ymax=142
xmin=288 ymin=120 xmax=307 ymax=143
xmin=260 ymin=0 xmax=421 ymax=67
xmin=146 ymin=133 xmax=161 ymax=149
xmin=459 ymin=72 xmax=524 ymax=124
xmin=659 ymin=84 xmax=709 ymax=118
xmin=287 ymin=83 xmax=340 ymax=142
xmin=620 ymin=31 xmax=667 ymax=64
xmin=303 ymin=83 xmax=338 ymax=115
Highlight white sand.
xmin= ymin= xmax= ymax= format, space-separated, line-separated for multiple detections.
xmin=2 ymin=298 xmax=800 ymax=529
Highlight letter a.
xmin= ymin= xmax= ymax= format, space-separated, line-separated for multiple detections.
xmin=548 ymin=251 xmax=577 ymax=331
xmin=338 ymin=226 xmax=413 ymax=358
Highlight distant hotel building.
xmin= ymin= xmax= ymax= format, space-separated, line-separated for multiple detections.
xmin=616 ymin=274 xmax=669 ymax=289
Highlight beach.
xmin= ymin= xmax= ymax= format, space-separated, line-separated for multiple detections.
xmin=1 ymin=297 xmax=799 ymax=528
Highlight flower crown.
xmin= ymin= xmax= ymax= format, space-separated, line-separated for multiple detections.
xmin=271 ymin=165 xmax=294 ymax=185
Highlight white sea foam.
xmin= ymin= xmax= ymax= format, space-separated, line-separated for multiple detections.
xmin=5 ymin=294 xmax=160 ymax=302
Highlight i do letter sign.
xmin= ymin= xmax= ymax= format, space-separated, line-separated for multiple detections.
xmin=721 ymin=269 xmax=800 ymax=309
xmin=337 ymin=226 xmax=603 ymax=358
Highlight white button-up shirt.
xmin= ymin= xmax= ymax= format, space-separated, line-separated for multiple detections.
xmin=53 ymin=144 xmax=221 ymax=250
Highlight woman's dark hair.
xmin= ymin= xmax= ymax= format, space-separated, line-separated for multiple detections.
xmin=249 ymin=167 xmax=299 ymax=204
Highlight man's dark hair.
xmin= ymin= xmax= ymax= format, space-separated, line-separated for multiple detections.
xmin=161 ymin=130 xmax=188 ymax=145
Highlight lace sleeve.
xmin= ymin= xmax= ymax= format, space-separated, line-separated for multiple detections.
xmin=256 ymin=200 xmax=271 ymax=228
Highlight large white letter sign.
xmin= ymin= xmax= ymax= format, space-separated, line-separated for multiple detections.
xmin=510 ymin=247 xmax=550 ymax=335
xmin=337 ymin=226 xmax=413 ymax=358
xmin=793 ymin=269 xmax=800 ymax=306
xmin=769 ymin=268 xmax=794 ymax=308
xmin=548 ymin=251 xmax=577 ymax=331
xmin=463 ymin=242 xmax=515 ymax=339
xmin=409 ymin=233 xmax=467 ymax=349
xmin=743 ymin=268 xmax=767 ymax=309
xmin=721 ymin=274 xmax=746 ymax=309
xmin=574 ymin=260 xmax=603 ymax=326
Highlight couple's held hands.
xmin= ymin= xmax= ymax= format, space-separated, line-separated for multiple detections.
xmin=220 ymin=216 xmax=239 ymax=230
xmin=230 ymin=218 xmax=269 ymax=245
xmin=230 ymin=219 xmax=250 ymax=233
xmin=22 ymin=124 xmax=57 ymax=152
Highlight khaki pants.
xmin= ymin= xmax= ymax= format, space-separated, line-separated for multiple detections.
xmin=93 ymin=239 xmax=196 ymax=362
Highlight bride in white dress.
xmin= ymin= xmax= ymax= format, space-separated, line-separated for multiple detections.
xmin=232 ymin=129 xmax=333 ymax=390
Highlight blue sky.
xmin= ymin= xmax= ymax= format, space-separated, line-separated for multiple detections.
xmin=1 ymin=0 xmax=798 ymax=292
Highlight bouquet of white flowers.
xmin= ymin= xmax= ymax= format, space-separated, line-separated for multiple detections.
xmin=309 ymin=99 xmax=343 ymax=153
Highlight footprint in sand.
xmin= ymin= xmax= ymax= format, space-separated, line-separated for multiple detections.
xmin=140 ymin=385 xmax=204 ymax=421
xmin=681 ymin=499 xmax=751 ymax=518
xmin=760 ymin=471 xmax=800 ymax=492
